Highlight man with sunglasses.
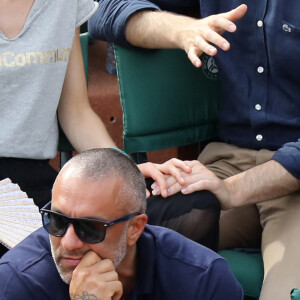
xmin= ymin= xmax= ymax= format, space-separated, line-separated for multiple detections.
xmin=0 ymin=148 xmax=243 ymax=299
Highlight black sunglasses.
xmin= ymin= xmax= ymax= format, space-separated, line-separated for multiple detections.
xmin=40 ymin=202 xmax=140 ymax=244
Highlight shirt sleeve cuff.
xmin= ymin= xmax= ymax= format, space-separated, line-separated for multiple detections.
xmin=272 ymin=139 xmax=300 ymax=179
xmin=88 ymin=1 xmax=160 ymax=47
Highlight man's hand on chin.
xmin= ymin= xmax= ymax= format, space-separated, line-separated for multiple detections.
xmin=69 ymin=251 xmax=123 ymax=300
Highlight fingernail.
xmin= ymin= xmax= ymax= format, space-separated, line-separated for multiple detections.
xmin=209 ymin=47 xmax=215 ymax=54
xmin=222 ymin=42 xmax=230 ymax=50
xmin=195 ymin=60 xmax=200 ymax=67
xmin=182 ymin=188 xmax=188 ymax=194
xmin=151 ymin=183 xmax=156 ymax=189
xmin=163 ymin=189 xmax=168 ymax=196
xmin=167 ymin=188 xmax=171 ymax=196
xmin=152 ymin=189 xmax=158 ymax=195
xmin=180 ymin=177 xmax=184 ymax=183
xmin=228 ymin=24 xmax=236 ymax=32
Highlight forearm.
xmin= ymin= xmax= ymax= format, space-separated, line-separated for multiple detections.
xmin=58 ymin=106 xmax=115 ymax=152
xmin=125 ymin=5 xmax=247 ymax=67
xmin=225 ymin=160 xmax=300 ymax=208
xmin=125 ymin=10 xmax=196 ymax=49
xmin=58 ymin=30 xmax=116 ymax=151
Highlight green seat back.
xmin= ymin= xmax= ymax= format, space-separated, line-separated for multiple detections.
xmin=291 ymin=289 xmax=300 ymax=300
xmin=219 ymin=250 xmax=263 ymax=299
xmin=114 ymin=45 xmax=264 ymax=299
xmin=114 ymin=46 xmax=221 ymax=154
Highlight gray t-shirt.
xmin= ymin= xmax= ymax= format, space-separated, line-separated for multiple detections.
xmin=0 ymin=0 xmax=98 ymax=159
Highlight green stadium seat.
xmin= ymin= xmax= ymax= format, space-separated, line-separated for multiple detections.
xmin=291 ymin=289 xmax=300 ymax=300
xmin=114 ymin=45 xmax=264 ymax=299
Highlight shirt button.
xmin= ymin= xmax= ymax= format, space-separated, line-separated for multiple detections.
xmin=257 ymin=20 xmax=263 ymax=27
xmin=257 ymin=66 xmax=264 ymax=73
xmin=256 ymin=134 xmax=263 ymax=141
xmin=255 ymin=104 xmax=262 ymax=111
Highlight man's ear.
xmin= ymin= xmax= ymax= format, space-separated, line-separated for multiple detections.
xmin=127 ymin=214 xmax=148 ymax=246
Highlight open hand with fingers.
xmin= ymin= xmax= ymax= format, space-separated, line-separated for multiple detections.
xmin=151 ymin=160 xmax=233 ymax=210
xmin=69 ymin=252 xmax=123 ymax=300
xmin=138 ymin=158 xmax=192 ymax=198
xmin=176 ymin=4 xmax=247 ymax=67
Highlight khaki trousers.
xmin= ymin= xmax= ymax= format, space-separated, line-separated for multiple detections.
xmin=198 ymin=142 xmax=300 ymax=300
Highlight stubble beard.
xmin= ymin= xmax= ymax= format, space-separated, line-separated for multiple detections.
xmin=49 ymin=226 xmax=128 ymax=284
xmin=50 ymin=239 xmax=85 ymax=284
xmin=112 ymin=223 xmax=128 ymax=268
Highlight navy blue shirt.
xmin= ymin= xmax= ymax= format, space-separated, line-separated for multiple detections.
xmin=0 ymin=226 xmax=243 ymax=299
xmin=89 ymin=0 xmax=300 ymax=179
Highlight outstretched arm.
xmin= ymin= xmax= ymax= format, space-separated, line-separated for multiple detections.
xmin=125 ymin=4 xmax=247 ymax=67
xmin=156 ymin=159 xmax=300 ymax=210
xmin=58 ymin=28 xmax=116 ymax=152
xmin=222 ymin=159 xmax=300 ymax=209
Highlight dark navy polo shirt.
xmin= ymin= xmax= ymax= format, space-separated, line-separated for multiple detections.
xmin=89 ymin=0 xmax=300 ymax=179
xmin=0 ymin=225 xmax=243 ymax=299
xmin=0 ymin=227 xmax=69 ymax=300
xmin=127 ymin=225 xmax=243 ymax=299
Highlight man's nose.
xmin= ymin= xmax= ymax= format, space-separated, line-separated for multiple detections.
xmin=60 ymin=224 xmax=85 ymax=250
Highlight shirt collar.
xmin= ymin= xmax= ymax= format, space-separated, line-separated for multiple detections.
xmin=127 ymin=225 xmax=156 ymax=298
